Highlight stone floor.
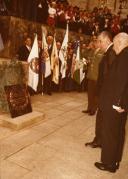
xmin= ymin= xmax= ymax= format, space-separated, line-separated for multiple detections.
xmin=0 ymin=92 xmax=128 ymax=179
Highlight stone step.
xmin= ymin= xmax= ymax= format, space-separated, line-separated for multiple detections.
xmin=0 ymin=111 xmax=45 ymax=130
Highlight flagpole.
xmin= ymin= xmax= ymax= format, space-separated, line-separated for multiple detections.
xmin=114 ymin=0 xmax=117 ymax=11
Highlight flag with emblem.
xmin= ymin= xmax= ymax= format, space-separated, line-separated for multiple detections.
xmin=51 ymin=36 xmax=59 ymax=84
xmin=28 ymin=34 xmax=39 ymax=91
xmin=59 ymin=23 xmax=68 ymax=78
xmin=42 ymin=30 xmax=51 ymax=78
xmin=71 ymin=42 xmax=85 ymax=84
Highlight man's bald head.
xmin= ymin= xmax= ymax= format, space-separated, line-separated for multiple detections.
xmin=97 ymin=31 xmax=113 ymax=51
xmin=113 ymin=32 xmax=128 ymax=54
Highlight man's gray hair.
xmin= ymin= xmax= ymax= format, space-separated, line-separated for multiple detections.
xmin=98 ymin=31 xmax=113 ymax=41
xmin=114 ymin=32 xmax=128 ymax=49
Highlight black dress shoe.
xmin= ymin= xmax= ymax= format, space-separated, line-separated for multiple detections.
xmin=82 ymin=110 xmax=90 ymax=113
xmin=89 ymin=111 xmax=95 ymax=116
xmin=85 ymin=141 xmax=101 ymax=148
xmin=95 ymin=162 xmax=117 ymax=173
xmin=47 ymin=92 xmax=52 ymax=96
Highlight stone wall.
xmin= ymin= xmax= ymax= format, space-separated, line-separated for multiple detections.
xmin=0 ymin=16 xmax=90 ymax=59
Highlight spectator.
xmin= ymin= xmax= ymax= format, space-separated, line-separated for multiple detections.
xmin=47 ymin=1 xmax=57 ymax=27
xmin=17 ymin=37 xmax=32 ymax=61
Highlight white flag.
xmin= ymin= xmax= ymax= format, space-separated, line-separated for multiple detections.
xmin=42 ymin=30 xmax=48 ymax=50
xmin=71 ymin=43 xmax=85 ymax=84
xmin=59 ymin=24 xmax=69 ymax=78
xmin=51 ymin=36 xmax=59 ymax=84
xmin=42 ymin=31 xmax=51 ymax=78
xmin=28 ymin=34 xmax=39 ymax=91
xmin=71 ymin=43 xmax=80 ymax=78
xmin=0 ymin=34 xmax=4 ymax=51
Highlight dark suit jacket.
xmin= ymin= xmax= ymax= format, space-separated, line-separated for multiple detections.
xmin=99 ymin=47 xmax=128 ymax=111
xmin=18 ymin=45 xmax=30 ymax=61
xmin=96 ymin=45 xmax=116 ymax=96
xmin=37 ymin=0 xmax=48 ymax=23
xmin=48 ymin=45 xmax=53 ymax=57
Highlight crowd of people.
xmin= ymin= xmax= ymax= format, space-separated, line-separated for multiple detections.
xmin=0 ymin=0 xmax=128 ymax=36
xmin=17 ymin=34 xmax=89 ymax=96
xmin=1 ymin=0 xmax=128 ymax=174
xmin=46 ymin=0 xmax=128 ymax=36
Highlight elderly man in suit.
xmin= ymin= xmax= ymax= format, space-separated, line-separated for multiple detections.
xmin=95 ymin=32 xmax=128 ymax=173
xmin=85 ymin=31 xmax=116 ymax=148
xmin=43 ymin=35 xmax=53 ymax=95
xmin=17 ymin=37 xmax=32 ymax=61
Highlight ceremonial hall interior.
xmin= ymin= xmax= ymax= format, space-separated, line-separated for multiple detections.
xmin=0 ymin=0 xmax=128 ymax=178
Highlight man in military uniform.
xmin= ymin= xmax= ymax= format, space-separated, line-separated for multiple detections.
xmin=82 ymin=40 xmax=103 ymax=115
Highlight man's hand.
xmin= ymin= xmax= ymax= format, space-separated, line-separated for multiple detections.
xmin=112 ymin=105 xmax=125 ymax=113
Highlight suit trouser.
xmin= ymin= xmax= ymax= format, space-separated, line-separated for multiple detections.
xmin=43 ymin=75 xmax=52 ymax=94
xmin=101 ymin=109 xmax=127 ymax=165
xmin=87 ymin=79 xmax=98 ymax=113
xmin=93 ymin=108 xmax=103 ymax=145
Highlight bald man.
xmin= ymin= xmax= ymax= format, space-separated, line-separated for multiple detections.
xmin=85 ymin=31 xmax=116 ymax=148
xmin=95 ymin=32 xmax=128 ymax=173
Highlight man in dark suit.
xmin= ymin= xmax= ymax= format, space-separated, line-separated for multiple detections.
xmin=0 ymin=0 xmax=8 ymax=15
xmin=95 ymin=32 xmax=128 ymax=173
xmin=17 ymin=36 xmax=37 ymax=96
xmin=37 ymin=38 xmax=43 ymax=94
xmin=37 ymin=0 xmax=49 ymax=23
xmin=17 ymin=37 xmax=32 ymax=61
xmin=43 ymin=35 xmax=53 ymax=95
xmin=85 ymin=31 xmax=116 ymax=148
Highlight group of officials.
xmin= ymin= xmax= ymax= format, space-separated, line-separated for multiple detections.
xmin=84 ymin=31 xmax=128 ymax=173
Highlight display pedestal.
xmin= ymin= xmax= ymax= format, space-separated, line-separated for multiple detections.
xmin=0 ymin=111 xmax=45 ymax=130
